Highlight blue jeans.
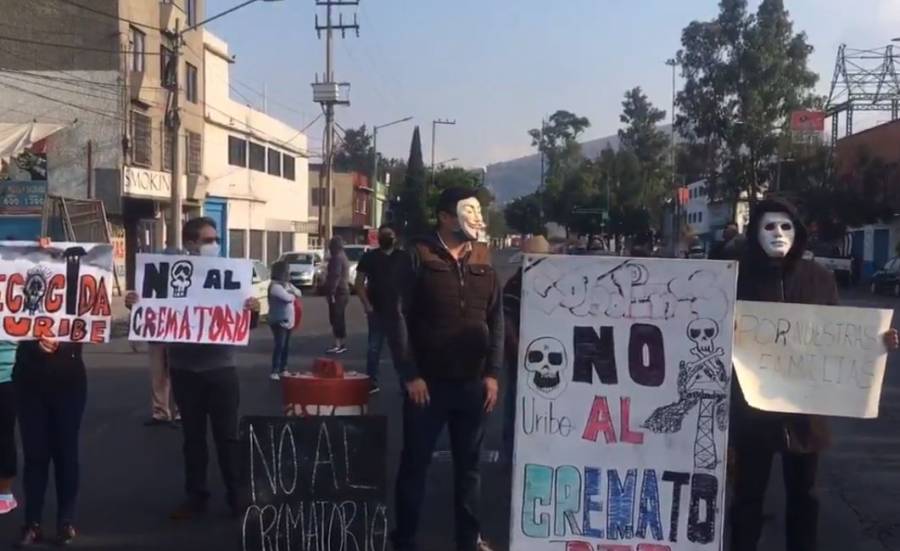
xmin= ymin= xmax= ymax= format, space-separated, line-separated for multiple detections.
xmin=269 ymin=324 xmax=291 ymax=374
xmin=366 ymin=312 xmax=385 ymax=383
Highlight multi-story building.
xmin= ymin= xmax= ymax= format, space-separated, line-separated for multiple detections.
xmin=0 ymin=0 xmax=207 ymax=287
xmin=308 ymin=166 xmax=374 ymax=247
xmin=202 ymin=31 xmax=311 ymax=263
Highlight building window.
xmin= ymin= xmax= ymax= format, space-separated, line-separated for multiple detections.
xmin=186 ymin=131 xmax=201 ymax=175
xmin=250 ymin=230 xmax=264 ymax=261
xmin=308 ymin=234 xmax=322 ymax=250
xmin=162 ymin=129 xmax=174 ymax=171
xmin=186 ymin=63 xmax=198 ymax=103
xmin=698 ymin=212 xmax=703 ymax=223
xmin=186 ymin=0 xmax=197 ymax=27
xmin=228 ymin=136 xmax=247 ymax=167
xmin=160 ymin=46 xmax=175 ymax=89
xmin=249 ymin=142 xmax=266 ymax=172
xmin=267 ymin=232 xmax=280 ymax=264
xmin=267 ymin=149 xmax=282 ymax=177
xmin=130 ymin=27 xmax=145 ymax=73
xmin=131 ymin=111 xmax=151 ymax=166
xmin=281 ymin=232 xmax=294 ymax=254
xmin=229 ymin=229 xmax=246 ymax=258
xmin=283 ymin=155 xmax=295 ymax=181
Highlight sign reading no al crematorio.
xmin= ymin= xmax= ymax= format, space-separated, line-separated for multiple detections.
xmin=511 ymin=255 xmax=737 ymax=551
xmin=129 ymin=253 xmax=254 ymax=345
xmin=0 ymin=241 xmax=113 ymax=342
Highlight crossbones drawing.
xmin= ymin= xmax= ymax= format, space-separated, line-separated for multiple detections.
xmin=643 ymin=318 xmax=729 ymax=470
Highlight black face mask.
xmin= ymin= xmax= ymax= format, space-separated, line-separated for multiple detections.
xmin=378 ymin=235 xmax=395 ymax=250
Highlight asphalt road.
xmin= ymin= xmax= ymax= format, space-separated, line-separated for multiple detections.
xmin=0 ymin=255 xmax=898 ymax=551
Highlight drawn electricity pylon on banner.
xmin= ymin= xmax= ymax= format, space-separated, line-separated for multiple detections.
xmin=643 ymin=318 xmax=729 ymax=470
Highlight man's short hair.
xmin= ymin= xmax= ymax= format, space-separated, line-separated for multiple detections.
xmin=435 ymin=187 xmax=478 ymax=217
xmin=182 ymin=216 xmax=217 ymax=244
xmin=378 ymin=223 xmax=394 ymax=232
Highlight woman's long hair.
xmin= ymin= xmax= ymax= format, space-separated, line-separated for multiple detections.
xmin=270 ymin=260 xmax=288 ymax=283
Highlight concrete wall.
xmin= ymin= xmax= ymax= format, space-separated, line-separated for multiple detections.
xmin=202 ymin=31 xmax=310 ymax=261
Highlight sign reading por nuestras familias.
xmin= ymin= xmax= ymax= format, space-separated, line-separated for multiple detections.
xmin=0 ymin=241 xmax=113 ymax=342
xmin=129 ymin=253 xmax=253 ymax=345
xmin=733 ymin=300 xmax=893 ymax=419
xmin=511 ymin=255 xmax=738 ymax=551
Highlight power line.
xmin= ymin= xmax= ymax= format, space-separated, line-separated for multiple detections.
xmin=0 ymin=72 xmax=121 ymax=103
xmin=0 ymin=80 xmax=126 ymax=123
xmin=0 ymin=35 xmax=163 ymax=56
xmin=0 ymin=43 xmax=128 ymax=96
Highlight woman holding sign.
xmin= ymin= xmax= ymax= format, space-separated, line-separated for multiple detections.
xmin=729 ymin=198 xmax=898 ymax=551
xmin=12 ymin=338 xmax=85 ymax=547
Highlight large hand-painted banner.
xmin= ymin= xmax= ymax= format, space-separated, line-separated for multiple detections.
xmin=129 ymin=253 xmax=253 ymax=345
xmin=511 ymin=255 xmax=738 ymax=551
xmin=0 ymin=241 xmax=113 ymax=342
xmin=734 ymin=301 xmax=893 ymax=419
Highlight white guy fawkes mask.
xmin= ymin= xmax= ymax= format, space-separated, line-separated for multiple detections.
xmin=758 ymin=212 xmax=795 ymax=258
xmin=456 ymin=197 xmax=486 ymax=242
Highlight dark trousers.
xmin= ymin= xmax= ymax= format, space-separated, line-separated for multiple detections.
xmin=16 ymin=380 xmax=86 ymax=526
xmin=393 ymin=379 xmax=485 ymax=551
xmin=730 ymin=436 xmax=819 ymax=551
xmin=170 ymin=367 xmax=240 ymax=503
xmin=0 ymin=382 xmax=15 ymax=479
xmin=366 ymin=313 xmax=384 ymax=383
xmin=328 ymin=293 xmax=349 ymax=340
xmin=269 ymin=324 xmax=291 ymax=374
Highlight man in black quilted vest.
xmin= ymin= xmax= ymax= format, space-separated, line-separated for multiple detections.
xmin=390 ymin=187 xmax=503 ymax=551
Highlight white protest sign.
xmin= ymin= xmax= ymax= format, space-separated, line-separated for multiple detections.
xmin=733 ymin=300 xmax=893 ymax=419
xmin=0 ymin=241 xmax=113 ymax=342
xmin=129 ymin=254 xmax=254 ymax=345
xmin=511 ymin=255 xmax=738 ymax=551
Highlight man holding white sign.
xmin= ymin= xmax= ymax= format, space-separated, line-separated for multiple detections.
xmin=126 ymin=217 xmax=259 ymax=520
xmin=730 ymin=199 xmax=899 ymax=551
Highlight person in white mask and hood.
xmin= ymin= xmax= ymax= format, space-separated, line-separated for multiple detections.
xmin=125 ymin=217 xmax=260 ymax=521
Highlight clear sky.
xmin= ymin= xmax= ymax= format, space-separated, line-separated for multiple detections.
xmin=205 ymin=0 xmax=900 ymax=168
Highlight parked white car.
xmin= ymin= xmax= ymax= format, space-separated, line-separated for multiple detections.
xmin=251 ymin=260 xmax=270 ymax=318
xmin=279 ymin=250 xmax=324 ymax=290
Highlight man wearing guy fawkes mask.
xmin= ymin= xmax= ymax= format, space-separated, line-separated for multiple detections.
xmin=730 ymin=198 xmax=898 ymax=551
xmin=389 ymin=187 xmax=501 ymax=551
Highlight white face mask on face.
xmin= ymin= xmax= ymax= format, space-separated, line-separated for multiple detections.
xmin=758 ymin=212 xmax=795 ymax=258
xmin=455 ymin=197 xmax=486 ymax=242
xmin=199 ymin=243 xmax=220 ymax=257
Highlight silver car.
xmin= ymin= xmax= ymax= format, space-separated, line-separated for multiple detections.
xmin=279 ymin=251 xmax=324 ymax=290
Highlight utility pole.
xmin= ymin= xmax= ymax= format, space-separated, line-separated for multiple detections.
xmin=371 ymin=116 xmax=412 ymax=227
xmin=313 ymin=0 xmax=358 ymax=244
xmin=168 ymin=19 xmax=183 ymax=250
xmin=430 ymin=118 xmax=456 ymax=192
xmin=666 ymin=58 xmax=679 ymax=255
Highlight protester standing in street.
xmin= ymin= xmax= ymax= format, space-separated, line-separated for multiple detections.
xmin=125 ymin=216 xmax=259 ymax=521
xmin=390 ymin=187 xmax=502 ymax=551
xmin=325 ymin=236 xmax=350 ymax=354
xmin=144 ymin=343 xmax=179 ymax=427
xmin=354 ymin=224 xmax=411 ymax=394
xmin=501 ymin=236 xmax=550 ymax=464
xmin=267 ymin=260 xmax=301 ymax=380
xmin=709 ymin=222 xmax=745 ymax=261
xmin=13 ymin=338 xmax=85 ymax=547
xmin=0 ymin=341 xmax=17 ymax=515
xmin=729 ymin=198 xmax=897 ymax=551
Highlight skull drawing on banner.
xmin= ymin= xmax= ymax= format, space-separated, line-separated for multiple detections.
xmin=23 ymin=268 xmax=48 ymax=315
xmin=170 ymin=260 xmax=194 ymax=298
xmin=687 ymin=318 xmax=718 ymax=355
xmin=524 ymin=337 xmax=569 ymax=399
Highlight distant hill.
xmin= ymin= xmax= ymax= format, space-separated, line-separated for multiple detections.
xmin=484 ymin=125 xmax=673 ymax=205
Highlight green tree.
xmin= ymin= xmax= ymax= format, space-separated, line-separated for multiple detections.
xmin=504 ymin=194 xmax=546 ymax=236
xmin=391 ymin=126 xmax=429 ymax=238
xmin=486 ymin=207 xmax=509 ymax=238
xmin=676 ymin=0 xmax=818 ymax=207
xmin=618 ymin=87 xmax=670 ymax=210
xmin=334 ymin=125 xmax=374 ymax=174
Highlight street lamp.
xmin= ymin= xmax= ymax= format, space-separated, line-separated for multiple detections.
xmin=167 ymin=0 xmax=283 ymax=249
xmin=436 ymin=157 xmax=459 ymax=167
xmin=371 ymin=116 xmax=413 ymax=226
xmin=430 ymin=118 xmax=456 ymax=191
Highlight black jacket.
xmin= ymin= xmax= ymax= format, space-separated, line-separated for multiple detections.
xmin=732 ymin=198 xmax=837 ymax=452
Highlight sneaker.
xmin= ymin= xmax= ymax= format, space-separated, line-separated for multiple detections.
xmin=280 ymin=370 xmax=290 ymax=377
xmin=334 ymin=346 xmax=347 ymax=355
xmin=325 ymin=346 xmax=341 ymax=354
xmin=169 ymin=498 xmax=207 ymax=521
xmin=0 ymin=494 xmax=16 ymax=514
xmin=269 ymin=373 xmax=281 ymax=381
xmin=368 ymin=382 xmax=380 ymax=395
xmin=55 ymin=524 xmax=77 ymax=546
xmin=13 ymin=523 xmax=41 ymax=548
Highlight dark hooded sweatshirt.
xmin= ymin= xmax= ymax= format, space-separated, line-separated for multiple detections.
xmin=732 ymin=198 xmax=838 ymax=453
